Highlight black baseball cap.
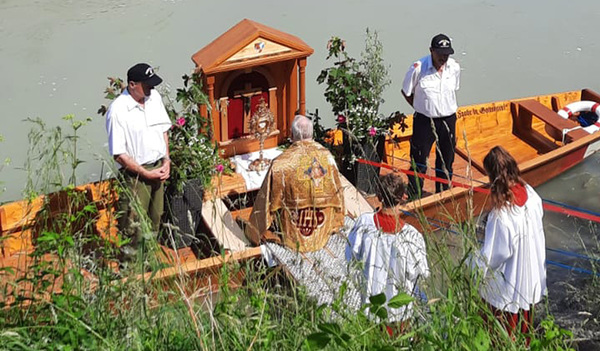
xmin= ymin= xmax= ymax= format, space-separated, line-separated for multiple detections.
xmin=430 ymin=34 xmax=454 ymax=55
xmin=127 ymin=63 xmax=163 ymax=86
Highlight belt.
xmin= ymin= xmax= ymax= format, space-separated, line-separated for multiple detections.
xmin=143 ymin=159 xmax=162 ymax=168
xmin=120 ymin=159 xmax=162 ymax=178
xmin=415 ymin=112 xmax=456 ymax=119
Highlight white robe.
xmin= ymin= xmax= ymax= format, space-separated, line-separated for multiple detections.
xmin=345 ymin=213 xmax=429 ymax=322
xmin=474 ymin=184 xmax=547 ymax=314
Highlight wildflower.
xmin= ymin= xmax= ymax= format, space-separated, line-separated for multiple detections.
xmin=176 ymin=117 xmax=185 ymax=126
xmin=336 ymin=114 xmax=346 ymax=123
xmin=215 ymin=164 xmax=224 ymax=173
xmin=368 ymin=126 xmax=377 ymax=136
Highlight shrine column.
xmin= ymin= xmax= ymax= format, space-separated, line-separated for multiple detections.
xmin=206 ymin=75 xmax=221 ymax=142
xmin=298 ymin=58 xmax=307 ymax=115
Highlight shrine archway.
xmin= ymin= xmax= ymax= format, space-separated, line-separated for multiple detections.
xmin=224 ymin=71 xmax=272 ymax=139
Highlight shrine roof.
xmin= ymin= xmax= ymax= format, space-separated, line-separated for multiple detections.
xmin=192 ymin=19 xmax=314 ymax=75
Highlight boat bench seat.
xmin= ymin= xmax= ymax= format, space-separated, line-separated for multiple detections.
xmin=515 ymin=99 xmax=588 ymax=143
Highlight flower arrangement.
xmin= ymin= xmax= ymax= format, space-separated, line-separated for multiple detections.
xmin=316 ymin=29 xmax=392 ymax=144
xmin=316 ymin=31 xmax=409 ymax=192
xmin=164 ymin=73 xmax=229 ymax=194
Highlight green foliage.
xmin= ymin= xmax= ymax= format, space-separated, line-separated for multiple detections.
xmin=530 ymin=316 xmax=575 ymax=351
xmin=317 ymin=29 xmax=391 ymax=143
xmin=304 ymin=288 xmax=416 ymax=350
xmin=21 ymin=115 xmax=91 ymax=198
xmin=164 ymin=73 xmax=230 ymax=193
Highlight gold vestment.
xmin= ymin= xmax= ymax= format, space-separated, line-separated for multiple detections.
xmin=247 ymin=140 xmax=345 ymax=252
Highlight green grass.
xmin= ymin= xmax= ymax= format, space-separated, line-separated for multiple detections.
xmin=0 ymin=208 xmax=577 ymax=350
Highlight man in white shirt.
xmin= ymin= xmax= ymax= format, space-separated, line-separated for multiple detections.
xmin=106 ymin=63 xmax=172 ymax=257
xmin=402 ymin=34 xmax=460 ymax=197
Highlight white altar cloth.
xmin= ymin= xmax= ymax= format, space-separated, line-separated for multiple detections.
xmin=230 ymin=147 xmax=283 ymax=191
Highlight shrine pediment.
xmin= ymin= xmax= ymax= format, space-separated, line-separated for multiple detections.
xmin=192 ymin=19 xmax=313 ymax=75
xmin=225 ymin=37 xmax=293 ymax=65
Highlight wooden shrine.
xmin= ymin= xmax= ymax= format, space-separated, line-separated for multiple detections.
xmin=192 ymin=19 xmax=314 ymax=157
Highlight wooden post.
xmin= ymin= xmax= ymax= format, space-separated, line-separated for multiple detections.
xmin=288 ymin=61 xmax=298 ymax=138
xmin=207 ymin=75 xmax=220 ymax=142
xmin=219 ymin=97 xmax=229 ymax=142
xmin=269 ymin=87 xmax=278 ymax=130
xmin=299 ymin=58 xmax=307 ymax=115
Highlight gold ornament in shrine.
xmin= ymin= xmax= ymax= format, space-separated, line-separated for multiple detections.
xmin=248 ymin=97 xmax=274 ymax=171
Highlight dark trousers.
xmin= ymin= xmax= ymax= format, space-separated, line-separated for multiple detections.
xmin=408 ymin=112 xmax=456 ymax=196
xmin=118 ymin=160 xmax=165 ymax=248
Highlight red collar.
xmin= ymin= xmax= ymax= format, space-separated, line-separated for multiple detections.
xmin=374 ymin=211 xmax=405 ymax=233
xmin=511 ymin=183 xmax=528 ymax=207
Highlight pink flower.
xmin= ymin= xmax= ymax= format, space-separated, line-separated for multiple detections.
xmin=368 ymin=126 xmax=377 ymax=136
xmin=215 ymin=164 xmax=224 ymax=173
xmin=336 ymin=114 xmax=346 ymax=123
xmin=176 ymin=117 xmax=185 ymax=126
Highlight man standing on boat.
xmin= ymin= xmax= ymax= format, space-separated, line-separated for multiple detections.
xmin=246 ymin=115 xmax=345 ymax=252
xmin=106 ymin=63 xmax=172 ymax=259
xmin=402 ymin=34 xmax=460 ymax=197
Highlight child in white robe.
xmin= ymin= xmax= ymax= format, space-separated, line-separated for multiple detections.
xmin=474 ymin=146 xmax=546 ymax=343
xmin=346 ymin=173 xmax=429 ymax=331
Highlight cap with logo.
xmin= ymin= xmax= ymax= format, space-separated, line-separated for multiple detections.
xmin=127 ymin=63 xmax=163 ymax=87
xmin=430 ymin=34 xmax=454 ymax=55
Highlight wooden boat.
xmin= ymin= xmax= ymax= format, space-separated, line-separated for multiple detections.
xmin=2 ymin=88 xmax=600 ymax=304
xmin=384 ymin=88 xmax=600 ymax=232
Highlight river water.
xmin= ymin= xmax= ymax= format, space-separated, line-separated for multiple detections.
xmin=1 ymin=0 xmax=599 ymax=315
xmin=2 ymin=0 xmax=600 ymax=201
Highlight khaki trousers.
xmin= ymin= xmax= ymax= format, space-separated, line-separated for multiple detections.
xmin=118 ymin=160 xmax=164 ymax=247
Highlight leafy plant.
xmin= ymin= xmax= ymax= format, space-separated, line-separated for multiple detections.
xmin=163 ymin=73 xmax=230 ymax=193
xmin=21 ymin=116 xmax=91 ymax=199
xmin=317 ymin=29 xmax=391 ymax=144
xmin=530 ymin=316 xmax=574 ymax=351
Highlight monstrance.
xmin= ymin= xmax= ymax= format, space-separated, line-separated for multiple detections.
xmin=248 ymin=97 xmax=274 ymax=172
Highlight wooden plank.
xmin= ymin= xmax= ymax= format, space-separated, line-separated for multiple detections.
xmin=0 ymin=253 xmax=97 ymax=307
xmin=0 ymin=197 xmax=43 ymax=233
xmin=581 ymin=88 xmax=600 ymax=102
xmin=201 ymin=198 xmax=250 ymax=252
xmin=204 ymin=173 xmax=247 ymax=201
xmin=158 ymin=246 xmax=198 ymax=265
xmin=231 ymin=207 xmax=253 ymax=223
xmin=0 ymin=229 xmax=33 ymax=259
xmin=517 ymin=99 xmax=588 ymax=142
xmin=340 ymin=175 xmax=373 ymax=218
xmin=127 ymin=246 xmax=262 ymax=283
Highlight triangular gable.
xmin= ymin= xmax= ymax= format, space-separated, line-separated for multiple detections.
xmin=225 ymin=37 xmax=293 ymax=64
xmin=192 ymin=19 xmax=313 ymax=74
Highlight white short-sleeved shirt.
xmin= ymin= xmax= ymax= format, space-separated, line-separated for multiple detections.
xmin=346 ymin=213 xmax=430 ymax=322
xmin=402 ymin=55 xmax=460 ymax=118
xmin=473 ymin=184 xmax=547 ymax=314
xmin=106 ymin=89 xmax=172 ymax=167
